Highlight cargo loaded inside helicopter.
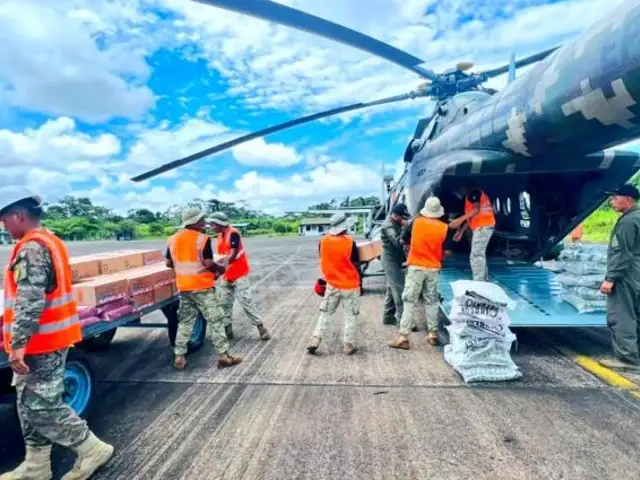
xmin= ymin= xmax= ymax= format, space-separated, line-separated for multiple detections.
xmin=434 ymin=158 xmax=639 ymax=263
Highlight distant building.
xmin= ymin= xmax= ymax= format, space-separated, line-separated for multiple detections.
xmin=298 ymin=217 xmax=356 ymax=236
xmin=299 ymin=218 xmax=331 ymax=236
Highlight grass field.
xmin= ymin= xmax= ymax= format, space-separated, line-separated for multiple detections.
xmin=583 ymin=209 xmax=617 ymax=244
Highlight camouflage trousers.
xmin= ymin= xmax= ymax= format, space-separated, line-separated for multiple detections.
xmin=13 ymin=348 xmax=89 ymax=448
xmin=398 ymin=267 xmax=440 ymax=336
xmin=217 ymin=276 xmax=263 ymax=327
xmin=176 ymin=288 xmax=229 ymax=357
xmin=470 ymin=226 xmax=494 ymax=281
xmin=313 ymin=285 xmax=360 ymax=345
xmin=381 ymin=256 xmax=405 ymax=324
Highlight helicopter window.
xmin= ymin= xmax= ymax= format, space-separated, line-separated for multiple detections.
xmin=519 ymin=192 xmax=531 ymax=220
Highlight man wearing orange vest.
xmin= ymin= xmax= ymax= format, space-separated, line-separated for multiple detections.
xmin=389 ymin=197 xmax=448 ymax=349
xmin=207 ymin=212 xmax=270 ymax=342
xmin=449 ymin=185 xmax=496 ymax=281
xmin=307 ymin=212 xmax=361 ymax=356
xmin=0 ymin=188 xmax=113 ymax=480
xmin=166 ymin=207 xmax=243 ymax=370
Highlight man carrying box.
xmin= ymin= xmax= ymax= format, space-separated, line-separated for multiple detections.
xmin=166 ymin=207 xmax=243 ymax=370
xmin=307 ymin=212 xmax=361 ymax=356
xmin=389 ymin=197 xmax=448 ymax=350
xmin=207 ymin=212 xmax=270 ymax=342
xmin=0 ymin=187 xmax=113 ymax=480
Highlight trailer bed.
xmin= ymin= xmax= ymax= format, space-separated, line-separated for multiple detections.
xmin=439 ymin=258 xmax=607 ymax=328
xmin=0 ymin=296 xmax=178 ymax=370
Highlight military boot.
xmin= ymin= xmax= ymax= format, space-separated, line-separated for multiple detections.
xmin=388 ymin=335 xmax=410 ymax=350
xmin=225 ymin=324 xmax=234 ymax=340
xmin=61 ymin=433 xmax=114 ymax=480
xmin=343 ymin=343 xmax=357 ymax=355
xmin=306 ymin=336 xmax=321 ymax=354
xmin=257 ymin=324 xmax=271 ymax=341
xmin=217 ymin=354 xmax=243 ymax=369
xmin=174 ymin=355 xmax=187 ymax=370
xmin=0 ymin=445 xmax=52 ymax=480
xmin=425 ymin=331 xmax=439 ymax=346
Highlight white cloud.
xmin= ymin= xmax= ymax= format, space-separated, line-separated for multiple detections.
xmin=157 ymin=0 xmax=626 ymax=121
xmin=232 ymin=138 xmax=302 ymax=167
xmin=0 ymin=1 xmax=157 ymax=123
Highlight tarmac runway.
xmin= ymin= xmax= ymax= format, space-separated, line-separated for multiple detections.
xmin=0 ymin=237 xmax=639 ymax=479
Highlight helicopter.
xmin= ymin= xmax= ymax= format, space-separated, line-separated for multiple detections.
xmin=131 ymin=0 xmax=640 ymax=263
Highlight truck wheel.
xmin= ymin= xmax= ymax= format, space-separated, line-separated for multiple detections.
xmin=165 ymin=305 xmax=207 ymax=354
xmin=63 ymin=349 xmax=96 ymax=419
xmin=77 ymin=329 xmax=117 ymax=352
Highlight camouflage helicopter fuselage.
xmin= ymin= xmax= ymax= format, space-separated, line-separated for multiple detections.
xmin=398 ymin=0 xmax=640 ymax=261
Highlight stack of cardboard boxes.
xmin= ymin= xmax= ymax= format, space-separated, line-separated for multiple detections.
xmin=71 ymin=249 xmax=176 ymax=310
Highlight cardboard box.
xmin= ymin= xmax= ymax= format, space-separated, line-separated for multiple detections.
xmin=69 ymin=255 xmax=101 ymax=283
xmin=357 ymin=240 xmax=383 ymax=262
xmin=131 ymin=292 xmax=154 ymax=312
xmin=154 ymin=284 xmax=174 ymax=303
xmin=98 ymin=252 xmax=145 ymax=275
xmin=142 ymin=249 xmax=165 ymax=265
xmin=73 ymin=276 xmax=129 ymax=307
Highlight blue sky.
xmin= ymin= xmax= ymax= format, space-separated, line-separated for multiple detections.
xmin=0 ymin=0 xmax=632 ymax=215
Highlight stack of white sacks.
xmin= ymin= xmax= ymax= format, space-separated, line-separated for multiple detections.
xmin=549 ymin=244 xmax=608 ymax=313
xmin=444 ymin=280 xmax=522 ymax=383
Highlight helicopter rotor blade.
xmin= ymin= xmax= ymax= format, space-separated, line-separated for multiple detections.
xmin=480 ymin=46 xmax=559 ymax=78
xmin=130 ymin=89 xmax=431 ymax=182
xmin=193 ymin=0 xmax=438 ymax=81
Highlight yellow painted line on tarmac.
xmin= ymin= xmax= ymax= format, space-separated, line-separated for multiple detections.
xmin=552 ymin=342 xmax=640 ymax=397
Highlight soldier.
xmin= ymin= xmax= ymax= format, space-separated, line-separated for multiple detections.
xmin=599 ymin=184 xmax=640 ymax=371
xmin=0 ymin=187 xmax=113 ymax=480
xmin=449 ymin=185 xmax=496 ymax=281
xmin=307 ymin=212 xmax=361 ymax=356
xmin=389 ymin=197 xmax=448 ymax=349
xmin=207 ymin=212 xmax=270 ymax=342
xmin=380 ymin=203 xmax=410 ymax=326
xmin=166 ymin=207 xmax=243 ymax=370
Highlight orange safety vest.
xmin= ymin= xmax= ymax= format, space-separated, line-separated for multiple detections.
xmin=3 ymin=229 xmax=82 ymax=356
xmin=465 ymin=190 xmax=496 ymax=230
xmin=407 ymin=216 xmax=448 ymax=269
xmin=167 ymin=229 xmax=216 ymax=292
xmin=216 ymin=226 xmax=250 ymax=282
xmin=319 ymin=235 xmax=360 ymax=290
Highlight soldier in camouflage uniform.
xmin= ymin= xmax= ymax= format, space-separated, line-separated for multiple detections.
xmin=449 ymin=185 xmax=496 ymax=281
xmin=307 ymin=213 xmax=361 ymax=356
xmin=166 ymin=207 xmax=242 ymax=370
xmin=207 ymin=212 xmax=270 ymax=342
xmin=599 ymin=185 xmax=640 ymax=371
xmin=389 ymin=197 xmax=448 ymax=350
xmin=0 ymin=189 xmax=113 ymax=480
xmin=380 ymin=203 xmax=410 ymax=325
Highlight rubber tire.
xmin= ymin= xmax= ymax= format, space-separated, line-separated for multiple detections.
xmin=77 ymin=328 xmax=117 ymax=352
xmin=166 ymin=307 xmax=207 ymax=354
xmin=63 ymin=349 xmax=96 ymax=419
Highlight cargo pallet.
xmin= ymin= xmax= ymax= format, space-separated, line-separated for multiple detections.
xmin=0 ymin=295 xmax=207 ymax=419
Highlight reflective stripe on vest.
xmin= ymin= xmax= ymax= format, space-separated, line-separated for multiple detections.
xmin=319 ymin=235 xmax=360 ymax=290
xmin=2 ymin=229 xmax=82 ymax=356
xmin=407 ymin=216 xmax=448 ymax=269
xmin=168 ymin=229 xmax=216 ymax=292
xmin=216 ymin=227 xmax=250 ymax=282
xmin=465 ymin=190 xmax=496 ymax=230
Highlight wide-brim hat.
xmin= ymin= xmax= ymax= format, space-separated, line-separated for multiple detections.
xmin=329 ymin=213 xmax=356 ymax=235
xmin=419 ymin=197 xmax=445 ymax=218
xmin=207 ymin=211 xmax=230 ymax=227
xmin=181 ymin=207 xmax=205 ymax=228
xmin=0 ymin=186 xmax=43 ymax=216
